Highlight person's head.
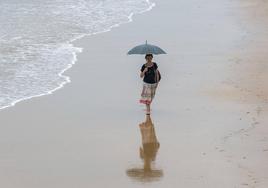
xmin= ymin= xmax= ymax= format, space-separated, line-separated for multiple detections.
xmin=145 ymin=54 xmax=153 ymax=62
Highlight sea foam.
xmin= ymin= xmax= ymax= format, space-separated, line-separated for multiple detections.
xmin=0 ymin=0 xmax=155 ymax=110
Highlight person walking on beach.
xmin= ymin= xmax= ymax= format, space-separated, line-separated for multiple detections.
xmin=127 ymin=41 xmax=165 ymax=114
xmin=139 ymin=54 xmax=161 ymax=115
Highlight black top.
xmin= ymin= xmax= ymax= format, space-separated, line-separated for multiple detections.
xmin=140 ymin=62 xmax=158 ymax=84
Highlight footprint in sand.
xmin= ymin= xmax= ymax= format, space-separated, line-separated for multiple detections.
xmin=259 ymin=137 xmax=267 ymax=142
xmin=251 ymin=121 xmax=259 ymax=126
xmin=214 ymin=147 xmax=225 ymax=152
xmin=238 ymin=164 xmax=258 ymax=187
xmin=222 ymin=128 xmax=248 ymax=143
xmin=256 ymin=106 xmax=262 ymax=116
xmin=225 ymin=155 xmax=233 ymax=163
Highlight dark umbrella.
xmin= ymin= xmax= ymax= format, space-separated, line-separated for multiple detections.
xmin=127 ymin=40 xmax=167 ymax=55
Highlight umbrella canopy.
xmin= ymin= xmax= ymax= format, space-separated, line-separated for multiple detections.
xmin=127 ymin=41 xmax=167 ymax=55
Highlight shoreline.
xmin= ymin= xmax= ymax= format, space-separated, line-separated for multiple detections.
xmin=0 ymin=0 xmax=156 ymax=112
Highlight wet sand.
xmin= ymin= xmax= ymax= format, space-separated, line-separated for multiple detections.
xmin=0 ymin=0 xmax=268 ymax=187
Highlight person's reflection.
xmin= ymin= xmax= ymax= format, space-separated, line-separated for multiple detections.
xmin=126 ymin=115 xmax=163 ymax=182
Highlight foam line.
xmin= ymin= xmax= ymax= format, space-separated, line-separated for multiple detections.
xmin=0 ymin=0 xmax=156 ymax=111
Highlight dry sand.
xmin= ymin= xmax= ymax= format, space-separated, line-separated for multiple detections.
xmin=0 ymin=0 xmax=267 ymax=187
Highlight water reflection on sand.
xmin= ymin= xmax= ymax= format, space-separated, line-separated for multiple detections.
xmin=126 ymin=115 xmax=163 ymax=182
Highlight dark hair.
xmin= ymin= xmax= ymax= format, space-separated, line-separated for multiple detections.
xmin=145 ymin=54 xmax=153 ymax=59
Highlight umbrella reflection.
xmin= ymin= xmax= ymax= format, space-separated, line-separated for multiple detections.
xmin=126 ymin=115 xmax=163 ymax=182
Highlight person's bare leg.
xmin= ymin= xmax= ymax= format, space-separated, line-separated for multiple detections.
xmin=145 ymin=113 xmax=152 ymax=124
xmin=146 ymin=104 xmax=150 ymax=114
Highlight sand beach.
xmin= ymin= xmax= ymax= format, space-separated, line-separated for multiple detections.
xmin=0 ymin=0 xmax=267 ymax=187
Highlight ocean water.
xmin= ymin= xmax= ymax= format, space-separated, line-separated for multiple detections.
xmin=0 ymin=0 xmax=155 ymax=110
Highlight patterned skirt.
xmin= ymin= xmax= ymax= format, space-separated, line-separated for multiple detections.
xmin=139 ymin=82 xmax=158 ymax=105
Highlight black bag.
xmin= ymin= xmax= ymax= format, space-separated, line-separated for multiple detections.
xmin=158 ymin=70 xmax=161 ymax=81
xmin=154 ymin=69 xmax=161 ymax=83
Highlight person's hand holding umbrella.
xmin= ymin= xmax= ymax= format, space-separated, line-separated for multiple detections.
xmin=127 ymin=40 xmax=167 ymax=115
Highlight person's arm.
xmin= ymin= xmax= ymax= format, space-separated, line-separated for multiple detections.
xmin=140 ymin=66 xmax=148 ymax=78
